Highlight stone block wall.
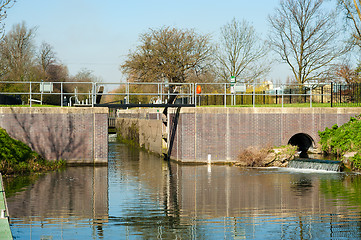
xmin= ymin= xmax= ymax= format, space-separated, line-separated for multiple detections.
xmin=0 ymin=107 xmax=108 ymax=164
xmin=116 ymin=108 xmax=164 ymax=155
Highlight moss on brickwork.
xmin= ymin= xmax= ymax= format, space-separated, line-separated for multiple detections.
xmin=0 ymin=128 xmax=65 ymax=175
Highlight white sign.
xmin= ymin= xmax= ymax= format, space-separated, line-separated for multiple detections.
xmin=234 ymin=83 xmax=246 ymax=92
xmin=40 ymin=82 xmax=53 ymax=93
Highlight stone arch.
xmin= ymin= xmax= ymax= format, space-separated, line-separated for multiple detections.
xmin=287 ymin=133 xmax=315 ymax=152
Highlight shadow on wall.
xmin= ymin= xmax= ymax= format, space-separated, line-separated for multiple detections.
xmin=7 ymin=108 xmax=89 ymax=161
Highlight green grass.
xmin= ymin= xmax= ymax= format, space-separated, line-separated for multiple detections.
xmin=202 ymin=102 xmax=361 ymax=108
xmin=0 ymin=102 xmax=360 ymax=108
xmin=0 ymin=104 xmax=61 ymax=107
xmin=0 ymin=127 xmax=65 ymax=175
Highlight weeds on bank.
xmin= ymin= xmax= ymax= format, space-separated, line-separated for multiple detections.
xmin=0 ymin=128 xmax=65 ymax=175
xmin=319 ymin=114 xmax=361 ymax=170
xmin=237 ymin=146 xmax=272 ymax=167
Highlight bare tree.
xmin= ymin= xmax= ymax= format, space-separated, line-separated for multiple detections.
xmin=339 ymin=0 xmax=361 ymax=48
xmin=38 ymin=42 xmax=56 ymax=74
xmin=121 ymin=26 xmax=214 ymax=83
xmin=0 ymin=22 xmax=37 ymax=81
xmin=334 ymin=63 xmax=361 ymax=83
xmin=0 ymin=0 xmax=16 ymax=39
xmin=217 ymin=18 xmax=270 ymax=83
xmin=268 ymin=0 xmax=348 ymax=84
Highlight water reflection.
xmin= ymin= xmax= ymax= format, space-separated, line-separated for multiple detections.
xmin=108 ymin=143 xmax=361 ymax=239
xmin=5 ymin=142 xmax=361 ymax=239
xmin=7 ymin=166 xmax=108 ymax=239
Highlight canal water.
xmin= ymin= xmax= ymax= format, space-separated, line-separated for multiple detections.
xmin=5 ymin=142 xmax=361 ymax=239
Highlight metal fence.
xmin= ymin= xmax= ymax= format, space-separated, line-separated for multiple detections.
xmin=0 ymin=81 xmax=360 ymax=107
xmin=331 ymin=83 xmax=361 ymax=107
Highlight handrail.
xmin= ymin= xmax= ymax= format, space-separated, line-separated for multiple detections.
xmin=0 ymin=80 xmax=352 ymax=107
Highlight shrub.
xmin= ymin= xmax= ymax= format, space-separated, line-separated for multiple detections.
xmin=319 ymin=114 xmax=361 ymax=170
xmin=0 ymin=127 xmax=65 ymax=175
xmin=238 ymin=146 xmax=271 ymax=167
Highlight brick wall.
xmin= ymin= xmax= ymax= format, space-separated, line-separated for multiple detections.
xmin=116 ymin=107 xmax=361 ymax=164
xmin=0 ymin=107 xmax=108 ymax=164
xmin=171 ymin=107 xmax=361 ymax=163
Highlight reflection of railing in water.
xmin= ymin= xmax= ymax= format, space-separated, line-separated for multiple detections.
xmin=288 ymin=158 xmax=342 ymax=171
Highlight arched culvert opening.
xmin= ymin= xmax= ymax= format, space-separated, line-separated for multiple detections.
xmin=288 ymin=133 xmax=315 ymax=152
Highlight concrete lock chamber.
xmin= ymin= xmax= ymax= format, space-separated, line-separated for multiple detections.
xmin=288 ymin=133 xmax=315 ymax=152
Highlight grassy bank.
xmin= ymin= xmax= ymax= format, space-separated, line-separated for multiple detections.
xmin=0 ymin=128 xmax=65 ymax=175
xmin=319 ymin=115 xmax=361 ymax=170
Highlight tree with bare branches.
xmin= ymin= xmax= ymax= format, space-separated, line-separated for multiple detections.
xmin=121 ymin=26 xmax=214 ymax=83
xmin=339 ymin=0 xmax=361 ymax=48
xmin=0 ymin=22 xmax=37 ymax=81
xmin=268 ymin=0 xmax=348 ymax=84
xmin=38 ymin=42 xmax=56 ymax=74
xmin=0 ymin=0 xmax=16 ymax=38
xmin=217 ymin=18 xmax=270 ymax=83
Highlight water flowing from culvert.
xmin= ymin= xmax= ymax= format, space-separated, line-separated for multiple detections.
xmin=288 ymin=158 xmax=341 ymax=172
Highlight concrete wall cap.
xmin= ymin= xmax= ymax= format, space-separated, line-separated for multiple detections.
xmin=178 ymin=107 xmax=361 ymax=115
xmin=0 ymin=107 xmax=108 ymax=114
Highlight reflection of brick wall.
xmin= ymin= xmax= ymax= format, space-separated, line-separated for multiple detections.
xmin=169 ymin=164 xmax=330 ymax=218
xmin=0 ymin=107 xmax=108 ymax=164
xmin=7 ymin=166 xmax=108 ymax=222
xmin=171 ymin=108 xmax=361 ymax=163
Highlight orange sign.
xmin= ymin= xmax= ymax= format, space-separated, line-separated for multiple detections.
xmin=196 ymin=85 xmax=202 ymax=94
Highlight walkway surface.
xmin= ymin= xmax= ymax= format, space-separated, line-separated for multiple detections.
xmin=0 ymin=173 xmax=12 ymax=240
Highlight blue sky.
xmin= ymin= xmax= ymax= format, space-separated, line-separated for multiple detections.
xmin=4 ymin=0 xmax=288 ymax=83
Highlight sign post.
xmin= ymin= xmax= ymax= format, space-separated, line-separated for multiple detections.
xmin=230 ymin=76 xmax=236 ymax=105
xmin=40 ymin=81 xmax=53 ymax=105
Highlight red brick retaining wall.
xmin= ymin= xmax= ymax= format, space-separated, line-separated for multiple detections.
xmin=116 ymin=107 xmax=361 ymax=163
xmin=0 ymin=107 xmax=108 ymax=164
xmin=171 ymin=108 xmax=361 ymax=163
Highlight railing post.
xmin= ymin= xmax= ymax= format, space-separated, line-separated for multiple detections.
xmin=195 ymin=83 xmax=197 ymax=106
xmin=252 ymin=82 xmax=255 ymax=108
xmin=310 ymin=87 xmax=312 ymax=108
xmin=331 ymin=82 xmax=333 ymax=107
xmin=61 ymin=82 xmax=64 ymax=107
xmin=91 ymin=82 xmax=95 ymax=107
xmin=191 ymin=83 xmax=194 ymax=105
xmin=224 ymin=83 xmax=227 ymax=107
xmin=127 ymin=82 xmax=130 ymax=104
xmin=29 ymin=82 xmax=32 ymax=107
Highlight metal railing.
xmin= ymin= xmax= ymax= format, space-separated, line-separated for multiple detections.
xmin=0 ymin=81 xmax=359 ymax=107
xmin=194 ymin=82 xmax=334 ymax=107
